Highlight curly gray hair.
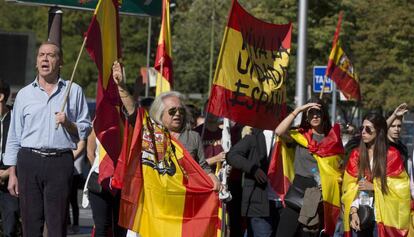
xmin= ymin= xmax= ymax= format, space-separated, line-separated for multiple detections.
xmin=149 ymin=91 xmax=191 ymax=131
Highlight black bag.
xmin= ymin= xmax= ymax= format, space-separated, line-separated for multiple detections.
xmin=87 ymin=172 xmax=102 ymax=194
xmin=284 ymin=184 xmax=305 ymax=211
xmin=357 ymin=205 xmax=375 ymax=230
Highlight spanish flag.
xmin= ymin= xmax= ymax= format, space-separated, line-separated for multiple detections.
xmin=326 ymin=12 xmax=361 ymax=101
xmin=154 ymin=0 xmax=173 ymax=96
xmin=342 ymin=147 xmax=410 ymax=237
xmin=85 ymin=0 xmax=123 ymax=185
xmin=207 ymin=0 xmax=291 ymax=130
xmin=116 ymin=108 xmax=220 ymax=236
xmin=268 ymin=124 xmax=344 ymax=235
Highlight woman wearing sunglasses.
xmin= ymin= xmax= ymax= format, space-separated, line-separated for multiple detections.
xmin=274 ymin=98 xmax=344 ymax=237
xmin=342 ymin=112 xmax=410 ymax=237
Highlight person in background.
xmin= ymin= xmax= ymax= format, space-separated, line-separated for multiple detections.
xmin=386 ymin=103 xmax=414 ymax=236
xmin=4 ymin=42 xmax=91 ymax=237
xmin=275 ymin=98 xmax=344 ymax=237
xmin=67 ymin=139 xmax=86 ymax=234
xmin=82 ymin=129 xmax=126 ymax=237
xmin=227 ymin=127 xmax=282 ymax=237
xmin=194 ymin=106 xmax=244 ymax=237
xmin=386 ymin=103 xmax=409 ymax=167
xmin=0 ymin=79 xmax=20 ymax=237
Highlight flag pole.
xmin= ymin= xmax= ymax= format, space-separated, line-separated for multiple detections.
xmin=145 ymin=17 xmax=152 ymax=97
xmin=160 ymin=58 xmax=164 ymax=93
xmin=319 ymin=75 xmax=327 ymax=99
xmin=208 ymin=0 xmax=216 ymax=97
xmin=56 ymin=36 xmax=87 ymax=128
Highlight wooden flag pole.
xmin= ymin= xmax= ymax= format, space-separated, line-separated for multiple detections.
xmin=56 ymin=36 xmax=87 ymax=129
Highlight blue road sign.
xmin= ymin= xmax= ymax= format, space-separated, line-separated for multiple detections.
xmin=313 ymin=66 xmax=332 ymax=93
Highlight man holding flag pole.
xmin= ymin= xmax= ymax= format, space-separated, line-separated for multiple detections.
xmin=4 ymin=40 xmax=91 ymax=237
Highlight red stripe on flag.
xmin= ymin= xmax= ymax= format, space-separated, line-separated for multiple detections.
xmin=84 ymin=16 xmax=103 ymax=77
xmin=328 ymin=65 xmax=361 ymax=100
xmin=209 ymin=85 xmax=286 ymax=130
xmin=154 ymin=42 xmax=173 ymax=85
xmin=377 ymin=222 xmax=408 ymax=237
xmin=174 ymin=139 xmax=220 ymax=237
xmin=117 ymin=109 xmax=145 ymax=230
xmin=323 ymin=201 xmax=341 ymax=235
xmin=226 ymin=0 xmax=291 ymax=51
xmin=268 ymin=141 xmax=291 ymax=203
xmin=85 ymin=0 xmax=123 ymax=184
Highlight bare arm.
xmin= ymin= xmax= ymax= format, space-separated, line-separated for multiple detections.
xmin=87 ymin=130 xmax=97 ymax=165
xmin=112 ymin=61 xmax=136 ymax=115
xmin=73 ymin=140 xmax=86 ymax=160
xmin=275 ymin=102 xmax=321 ymax=137
xmin=386 ymin=103 xmax=408 ymax=127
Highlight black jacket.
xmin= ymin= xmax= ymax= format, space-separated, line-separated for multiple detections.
xmin=227 ymin=128 xmax=271 ymax=217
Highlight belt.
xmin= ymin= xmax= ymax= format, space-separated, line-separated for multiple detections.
xmin=24 ymin=148 xmax=72 ymax=157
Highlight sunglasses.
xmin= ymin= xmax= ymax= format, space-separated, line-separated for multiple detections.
xmin=359 ymin=125 xmax=375 ymax=135
xmin=307 ymin=108 xmax=322 ymax=118
xmin=168 ymin=107 xmax=186 ymax=116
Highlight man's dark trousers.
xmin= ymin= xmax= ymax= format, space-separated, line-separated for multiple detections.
xmin=17 ymin=148 xmax=73 ymax=237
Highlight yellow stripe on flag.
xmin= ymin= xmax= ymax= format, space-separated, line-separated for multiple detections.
xmin=138 ymin=139 xmax=186 ymax=236
xmin=374 ymin=172 xmax=410 ymax=230
xmin=95 ymin=0 xmax=118 ymax=89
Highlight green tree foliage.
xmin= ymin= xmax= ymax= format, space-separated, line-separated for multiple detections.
xmin=0 ymin=0 xmax=413 ymax=111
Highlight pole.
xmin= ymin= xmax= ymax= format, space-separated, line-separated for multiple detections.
xmin=208 ymin=0 xmax=216 ymax=97
xmin=57 ymin=37 xmax=87 ymax=127
xmin=295 ymin=0 xmax=308 ymax=124
xmin=331 ymin=82 xmax=337 ymax=125
xmin=145 ymin=17 xmax=152 ymax=97
xmin=319 ymin=75 xmax=327 ymax=99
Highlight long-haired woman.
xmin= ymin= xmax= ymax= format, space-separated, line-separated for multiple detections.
xmin=274 ymin=98 xmax=344 ymax=237
xmin=342 ymin=112 xmax=410 ymax=237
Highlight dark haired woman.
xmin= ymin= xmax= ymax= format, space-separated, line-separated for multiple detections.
xmin=342 ymin=112 xmax=410 ymax=237
xmin=274 ymin=98 xmax=344 ymax=236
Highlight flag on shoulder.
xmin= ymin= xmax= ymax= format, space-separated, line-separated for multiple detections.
xmin=85 ymin=0 xmax=123 ymax=185
xmin=115 ymin=108 xmax=220 ymax=237
xmin=326 ymin=12 xmax=361 ymax=101
xmin=207 ymin=0 xmax=291 ymax=130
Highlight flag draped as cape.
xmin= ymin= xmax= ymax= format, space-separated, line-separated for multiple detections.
xmin=342 ymin=147 xmax=410 ymax=237
xmin=268 ymin=124 xmax=344 ymax=235
xmin=114 ymin=108 xmax=220 ymax=236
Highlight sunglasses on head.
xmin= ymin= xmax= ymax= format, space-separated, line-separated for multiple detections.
xmin=168 ymin=107 xmax=186 ymax=116
xmin=359 ymin=125 xmax=375 ymax=135
xmin=307 ymin=108 xmax=322 ymax=118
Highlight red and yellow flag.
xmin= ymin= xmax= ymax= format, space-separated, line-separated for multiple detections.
xmin=207 ymin=0 xmax=291 ymax=130
xmin=326 ymin=12 xmax=361 ymax=101
xmin=116 ymin=108 xmax=220 ymax=236
xmin=154 ymin=0 xmax=173 ymax=96
xmin=268 ymin=124 xmax=344 ymax=235
xmin=342 ymin=147 xmax=410 ymax=237
xmin=85 ymin=0 xmax=123 ymax=184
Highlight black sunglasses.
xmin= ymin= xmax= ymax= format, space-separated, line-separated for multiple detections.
xmin=168 ymin=107 xmax=186 ymax=116
xmin=359 ymin=125 xmax=375 ymax=135
xmin=307 ymin=108 xmax=322 ymax=118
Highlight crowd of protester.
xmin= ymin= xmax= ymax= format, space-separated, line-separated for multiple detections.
xmin=0 ymin=44 xmax=413 ymax=237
